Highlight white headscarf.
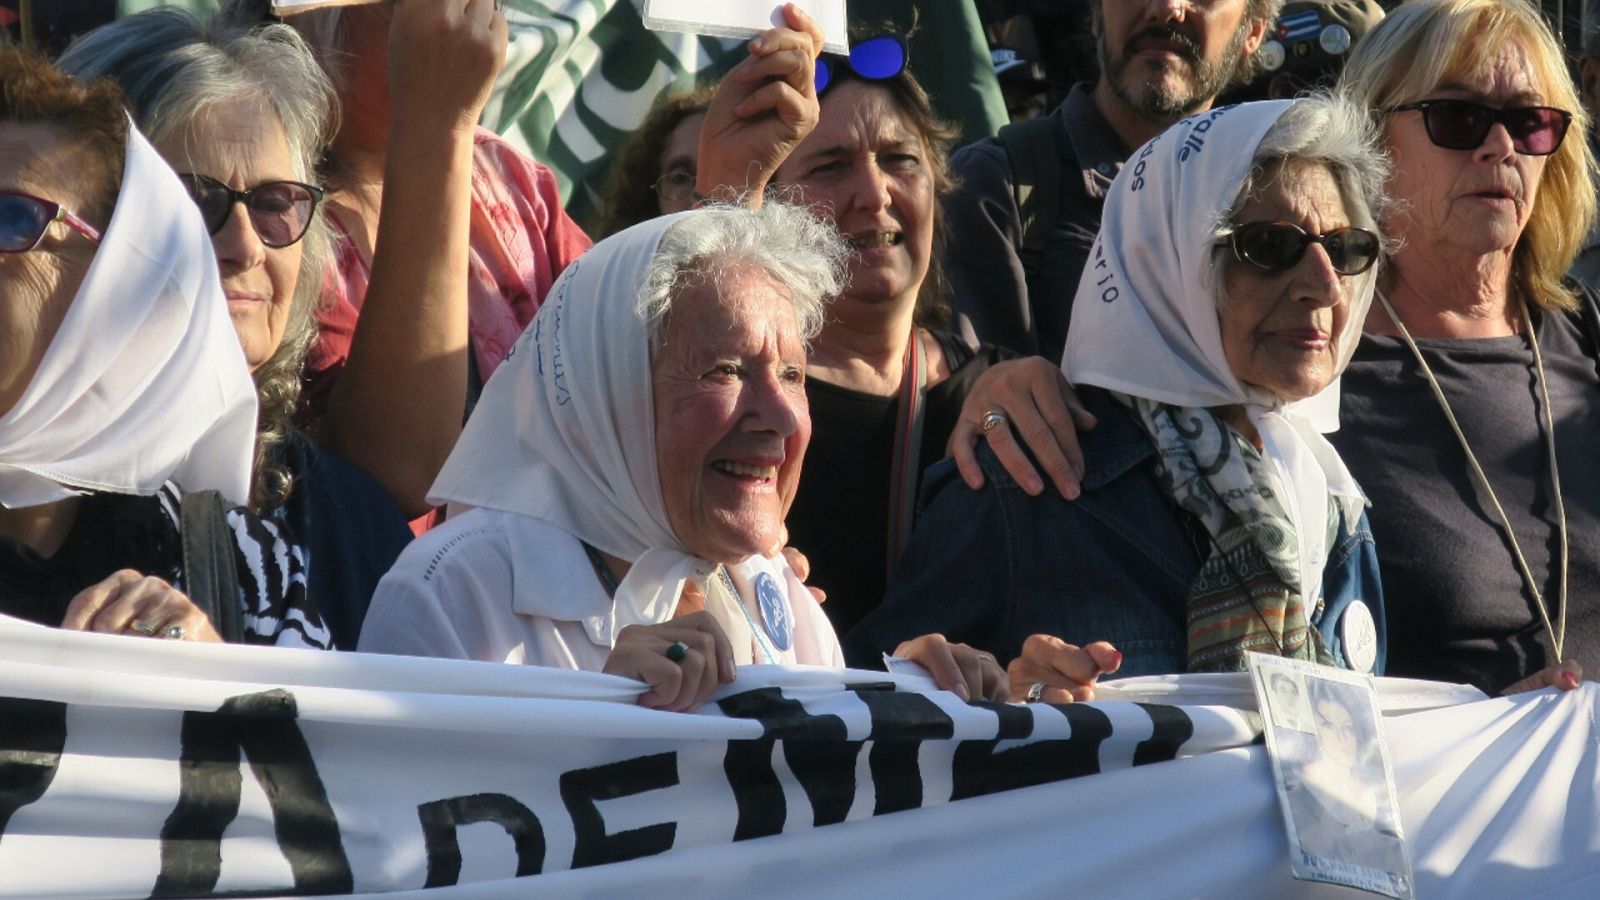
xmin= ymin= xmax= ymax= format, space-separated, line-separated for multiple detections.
xmin=0 ymin=124 xmax=257 ymax=508
xmin=1062 ymin=99 xmax=1374 ymax=604
xmin=429 ymin=213 xmax=829 ymax=665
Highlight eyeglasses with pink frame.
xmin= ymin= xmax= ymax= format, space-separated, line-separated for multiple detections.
xmin=0 ymin=191 xmax=103 ymax=253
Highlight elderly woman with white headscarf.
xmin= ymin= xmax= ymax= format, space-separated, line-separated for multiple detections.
xmin=362 ymin=202 xmax=1009 ymax=709
xmin=847 ymin=94 xmax=1391 ymax=701
xmin=0 ymin=48 xmax=327 ymax=648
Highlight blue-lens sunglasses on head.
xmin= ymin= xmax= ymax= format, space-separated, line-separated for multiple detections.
xmin=814 ymin=34 xmax=909 ymax=95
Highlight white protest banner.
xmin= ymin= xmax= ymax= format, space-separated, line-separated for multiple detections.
xmin=642 ymin=0 xmax=848 ymax=54
xmin=0 ymin=616 xmax=1593 ymax=898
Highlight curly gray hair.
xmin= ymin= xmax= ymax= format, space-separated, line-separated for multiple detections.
xmin=637 ymin=202 xmax=850 ymax=353
xmin=59 ymin=7 xmax=337 ymax=511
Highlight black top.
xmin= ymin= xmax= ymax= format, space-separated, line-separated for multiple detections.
xmin=787 ymin=332 xmax=1012 ymax=637
xmin=0 ymin=485 xmax=331 ymax=648
xmin=943 ymin=82 xmax=1127 ymax=363
xmin=1331 ymin=308 xmax=1600 ymax=693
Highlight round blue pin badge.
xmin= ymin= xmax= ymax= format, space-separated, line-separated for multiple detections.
xmin=755 ymin=571 xmax=792 ymax=652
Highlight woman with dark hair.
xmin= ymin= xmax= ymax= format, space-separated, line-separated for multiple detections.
xmin=700 ymin=29 xmax=1016 ymax=641
xmin=594 ymin=84 xmax=714 ymax=238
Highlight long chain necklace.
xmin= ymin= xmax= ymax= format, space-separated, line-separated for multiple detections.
xmin=1375 ymin=291 xmax=1568 ymax=661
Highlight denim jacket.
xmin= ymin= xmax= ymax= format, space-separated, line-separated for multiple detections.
xmin=844 ymin=387 xmax=1387 ymax=676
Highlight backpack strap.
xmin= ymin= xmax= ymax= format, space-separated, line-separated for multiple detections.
xmin=180 ymin=490 xmax=242 ymax=643
xmin=998 ymin=115 xmax=1063 ymax=258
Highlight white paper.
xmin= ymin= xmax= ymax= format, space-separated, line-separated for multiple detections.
xmin=270 ymin=0 xmax=382 ymax=14
xmin=642 ymin=0 xmax=849 ymax=55
xmin=1250 ymin=654 xmax=1416 ymax=899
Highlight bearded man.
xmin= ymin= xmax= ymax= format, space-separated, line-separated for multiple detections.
xmin=946 ymin=0 xmax=1280 ymax=364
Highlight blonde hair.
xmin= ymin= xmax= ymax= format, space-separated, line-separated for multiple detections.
xmin=1340 ymin=0 xmax=1597 ymax=313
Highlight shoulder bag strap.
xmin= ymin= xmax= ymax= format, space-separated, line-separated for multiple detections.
xmin=998 ymin=115 xmax=1063 ymax=258
xmin=180 ymin=490 xmax=243 ymax=643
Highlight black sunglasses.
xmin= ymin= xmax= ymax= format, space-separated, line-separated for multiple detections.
xmin=1218 ymin=221 xmax=1381 ymax=277
xmin=1387 ymin=99 xmax=1572 ymax=157
xmin=815 ymin=34 xmax=909 ymax=96
xmin=177 ymin=172 xmax=324 ymax=249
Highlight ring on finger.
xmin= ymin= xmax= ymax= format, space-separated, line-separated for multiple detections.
xmin=665 ymin=640 xmax=689 ymax=663
xmin=1026 ymin=681 xmax=1046 ymax=703
xmin=163 ymin=625 xmax=187 ymax=641
xmin=129 ymin=620 xmax=159 ymax=636
xmin=980 ymin=410 xmax=1009 ymax=434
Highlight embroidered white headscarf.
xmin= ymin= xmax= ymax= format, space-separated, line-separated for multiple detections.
xmin=1063 ymin=99 xmax=1376 ymax=607
xmin=429 ymin=211 xmax=837 ymax=666
xmin=0 ymin=124 xmax=257 ymax=508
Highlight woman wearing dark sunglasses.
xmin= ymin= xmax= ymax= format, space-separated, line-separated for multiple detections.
xmin=0 ymin=48 xmax=330 ymax=650
xmin=848 ymin=94 xmax=1393 ymax=693
xmin=1329 ymin=0 xmax=1597 ymax=696
xmin=60 ymin=9 xmax=413 ymax=650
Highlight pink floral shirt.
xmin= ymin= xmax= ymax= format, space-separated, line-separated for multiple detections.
xmin=305 ymin=128 xmax=591 ymax=415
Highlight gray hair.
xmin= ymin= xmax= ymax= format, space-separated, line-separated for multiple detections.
xmin=58 ymin=8 xmax=337 ymax=511
xmin=1211 ymin=92 xmax=1393 ymax=309
xmin=637 ymin=202 xmax=850 ymax=351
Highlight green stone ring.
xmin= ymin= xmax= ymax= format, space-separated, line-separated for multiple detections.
xmin=665 ymin=641 xmax=689 ymax=663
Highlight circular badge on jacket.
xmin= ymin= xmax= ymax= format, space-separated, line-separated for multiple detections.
xmin=1341 ymin=600 xmax=1378 ymax=673
xmin=756 ymin=571 xmax=792 ymax=652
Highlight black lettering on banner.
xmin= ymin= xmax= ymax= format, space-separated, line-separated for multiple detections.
xmin=718 ymin=688 xmax=857 ymax=837
xmin=950 ymin=702 xmax=1113 ymax=800
xmin=417 ymin=793 xmax=545 ymax=887
xmin=560 ymin=752 xmax=678 ymax=869
xmin=0 ymin=699 xmax=68 ymax=843
xmin=852 ymin=689 xmax=954 ymax=816
xmin=1131 ymin=703 xmax=1195 ymax=766
xmin=153 ymin=689 xmax=351 ymax=897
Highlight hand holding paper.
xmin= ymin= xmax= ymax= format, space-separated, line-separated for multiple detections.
xmin=695 ymin=3 xmax=824 ymax=204
xmin=1005 ymin=635 xmax=1123 ymax=703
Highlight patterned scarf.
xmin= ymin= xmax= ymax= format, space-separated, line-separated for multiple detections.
xmin=1121 ymin=396 xmax=1336 ymax=672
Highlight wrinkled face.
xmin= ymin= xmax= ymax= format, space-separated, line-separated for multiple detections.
xmin=656 ymin=111 xmax=705 ymax=216
xmin=1095 ymin=0 xmax=1264 ymax=121
xmin=1220 ymin=158 xmax=1355 ymax=402
xmin=0 ymin=124 xmax=98 ymax=419
xmin=155 ymin=99 xmax=303 ymax=372
xmin=652 ymin=267 xmax=810 ymax=563
xmin=1313 ymin=697 xmax=1359 ymax=769
xmin=1382 ymin=41 xmax=1550 ymax=265
xmin=774 ymin=81 xmax=935 ymax=314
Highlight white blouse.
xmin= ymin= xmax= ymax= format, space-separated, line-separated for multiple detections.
xmin=359 ymin=508 xmax=844 ymax=670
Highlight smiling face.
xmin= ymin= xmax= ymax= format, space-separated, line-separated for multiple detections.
xmin=652 ymin=266 xmax=810 ymax=563
xmin=1382 ymin=41 xmax=1550 ymax=265
xmin=773 ymin=80 xmax=935 ymax=317
xmin=1094 ymin=0 xmax=1264 ymax=121
xmin=155 ymin=99 xmax=303 ymax=372
xmin=1219 ymin=158 xmax=1355 ymax=402
xmin=0 ymin=124 xmax=98 ymax=419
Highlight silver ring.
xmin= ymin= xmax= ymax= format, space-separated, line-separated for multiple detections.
xmin=129 ymin=620 xmax=159 ymax=636
xmin=980 ymin=410 xmax=1009 ymax=434
xmin=163 ymin=624 xmax=187 ymax=641
xmin=1025 ymin=681 xmax=1046 ymax=703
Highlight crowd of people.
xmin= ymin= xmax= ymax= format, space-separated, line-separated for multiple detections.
xmin=0 ymin=0 xmax=1594 ymax=718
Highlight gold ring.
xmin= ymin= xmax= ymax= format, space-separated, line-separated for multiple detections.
xmin=980 ymin=410 xmax=1008 ymax=434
